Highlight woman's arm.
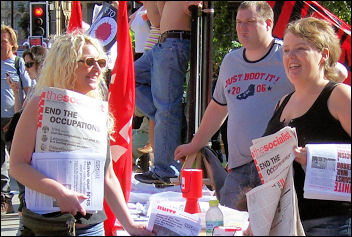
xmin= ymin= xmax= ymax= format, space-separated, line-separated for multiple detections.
xmin=328 ymin=83 xmax=351 ymax=136
xmin=9 ymin=96 xmax=87 ymax=215
xmin=104 ymin=160 xmax=154 ymax=236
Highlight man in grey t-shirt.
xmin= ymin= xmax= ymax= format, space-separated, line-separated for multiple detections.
xmin=174 ymin=1 xmax=294 ymax=209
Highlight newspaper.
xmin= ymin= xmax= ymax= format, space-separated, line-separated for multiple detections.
xmin=247 ymin=126 xmax=305 ymax=236
xmin=304 ymin=144 xmax=351 ymax=202
xmin=35 ymin=87 xmax=108 ymax=155
xmin=27 ymin=87 xmax=108 ymax=213
xmin=147 ymin=202 xmax=202 ymax=236
xmin=25 ymin=151 xmax=105 ymax=212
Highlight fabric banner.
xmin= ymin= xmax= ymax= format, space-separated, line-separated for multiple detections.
xmin=103 ymin=1 xmax=135 ymax=235
xmin=67 ymin=1 xmax=83 ymax=33
xmin=267 ymin=1 xmax=351 ymax=85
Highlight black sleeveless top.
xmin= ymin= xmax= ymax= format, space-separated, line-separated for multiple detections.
xmin=263 ymin=81 xmax=351 ymax=220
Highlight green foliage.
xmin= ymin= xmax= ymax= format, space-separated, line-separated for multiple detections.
xmin=319 ymin=1 xmax=351 ymax=25
xmin=212 ymin=2 xmax=238 ymax=77
xmin=18 ymin=12 xmax=29 ymax=39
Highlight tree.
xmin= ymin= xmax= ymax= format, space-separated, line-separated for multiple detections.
xmin=319 ymin=1 xmax=351 ymax=25
xmin=18 ymin=12 xmax=30 ymax=39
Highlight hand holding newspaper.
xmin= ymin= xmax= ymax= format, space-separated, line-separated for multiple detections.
xmin=304 ymin=144 xmax=351 ymax=202
xmin=246 ymin=126 xmax=305 ymax=236
xmin=25 ymin=150 xmax=105 ymax=212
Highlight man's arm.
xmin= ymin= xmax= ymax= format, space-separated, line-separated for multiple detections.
xmin=174 ymin=100 xmax=228 ymax=161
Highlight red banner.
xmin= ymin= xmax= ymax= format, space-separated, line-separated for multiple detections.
xmin=67 ymin=1 xmax=83 ymax=33
xmin=267 ymin=1 xmax=351 ymax=85
xmin=103 ymin=1 xmax=135 ymax=235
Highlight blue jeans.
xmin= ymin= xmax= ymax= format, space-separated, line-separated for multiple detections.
xmin=135 ymin=38 xmax=190 ymax=178
xmin=302 ymin=216 xmax=351 ymax=236
xmin=219 ymin=161 xmax=261 ymax=209
xmin=76 ymin=222 xmax=105 ymax=236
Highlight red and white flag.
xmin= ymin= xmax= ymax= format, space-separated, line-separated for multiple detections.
xmin=267 ymin=1 xmax=351 ymax=85
xmin=67 ymin=1 xmax=83 ymax=33
xmin=103 ymin=1 xmax=135 ymax=235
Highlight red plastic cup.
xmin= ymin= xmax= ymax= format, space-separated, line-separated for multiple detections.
xmin=181 ymin=169 xmax=203 ymax=214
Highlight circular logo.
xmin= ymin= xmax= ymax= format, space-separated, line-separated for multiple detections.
xmin=91 ymin=17 xmax=117 ymax=46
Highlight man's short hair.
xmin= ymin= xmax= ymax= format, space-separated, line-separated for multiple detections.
xmin=239 ymin=1 xmax=274 ymax=22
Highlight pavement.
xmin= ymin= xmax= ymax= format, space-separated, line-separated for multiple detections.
xmin=1 ymin=175 xmax=21 ymax=236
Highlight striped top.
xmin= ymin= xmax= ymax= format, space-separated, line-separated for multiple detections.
xmin=144 ymin=26 xmax=161 ymax=51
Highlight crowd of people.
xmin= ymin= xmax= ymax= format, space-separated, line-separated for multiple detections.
xmin=1 ymin=1 xmax=350 ymax=236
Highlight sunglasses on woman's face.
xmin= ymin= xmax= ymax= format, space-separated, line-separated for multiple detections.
xmin=25 ymin=62 xmax=35 ymax=68
xmin=78 ymin=57 xmax=107 ymax=68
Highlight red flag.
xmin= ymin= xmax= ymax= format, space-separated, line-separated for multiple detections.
xmin=103 ymin=2 xmax=135 ymax=235
xmin=267 ymin=1 xmax=351 ymax=85
xmin=67 ymin=1 xmax=83 ymax=33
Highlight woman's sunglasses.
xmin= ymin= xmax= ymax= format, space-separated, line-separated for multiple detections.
xmin=25 ymin=62 xmax=35 ymax=68
xmin=78 ymin=57 xmax=107 ymax=68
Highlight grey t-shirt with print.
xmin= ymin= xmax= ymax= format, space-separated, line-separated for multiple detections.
xmin=213 ymin=39 xmax=294 ymax=170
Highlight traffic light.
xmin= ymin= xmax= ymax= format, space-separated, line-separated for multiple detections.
xmin=30 ymin=2 xmax=48 ymax=38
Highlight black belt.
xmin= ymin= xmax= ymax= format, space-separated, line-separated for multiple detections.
xmin=159 ymin=30 xmax=191 ymax=43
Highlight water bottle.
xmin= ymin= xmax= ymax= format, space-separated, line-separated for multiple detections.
xmin=205 ymin=199 xmax=224 ymax=236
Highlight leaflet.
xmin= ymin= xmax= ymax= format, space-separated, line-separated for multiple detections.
xmin=147 ymin=202 xmax=202 ymax=236
xmin=304 ymin=144 xmax=351 ymax=202
xmin=25 ymin=151 xmax=105 ymax=213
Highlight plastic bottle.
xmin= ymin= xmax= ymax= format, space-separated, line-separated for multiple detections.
xmin=205 ymin=199 xmax=224 ymax=236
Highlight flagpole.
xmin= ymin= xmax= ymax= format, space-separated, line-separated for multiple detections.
xmin=187 ymin=5 xmax=201 ymax=143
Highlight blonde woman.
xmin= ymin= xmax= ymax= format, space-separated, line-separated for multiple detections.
xmin=9 ymin=33 xmax=153 ymax=236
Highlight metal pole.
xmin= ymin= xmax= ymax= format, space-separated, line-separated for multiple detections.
xmin=187 ymin=5 xmax=200 ymax=143
xmin=11 ymin=2 xmax=14 ymax=28
xmin=200 ymin=1 xmax=214 ymax=118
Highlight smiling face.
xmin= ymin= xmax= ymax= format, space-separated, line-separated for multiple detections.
xmin=283 ymin=32 xmax=327 ymax=84
xmin=74 ymin=44 xmax=105 ymax=95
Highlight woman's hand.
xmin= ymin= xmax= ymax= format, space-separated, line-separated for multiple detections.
xmin=294 ymin=146 xmax=307 ymax=166
xmin=55 ymin=188 xmax=88 ymax=216
xmin=124 ymin=222 xmax=154 ymax=236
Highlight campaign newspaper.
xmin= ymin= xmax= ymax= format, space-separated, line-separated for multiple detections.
xmin=25 ymin=151 xmax=105 ymax=212
xmin=35 ymin=87 xmax=108 ymax=155
xmin=26 ymin=87 xmax=108 ymax=213
xmin=147 ymin=203 xmax=202 ymax=236
xmin=304 ymin=144 xmax=351 ymax=202
xmin=247 ymin=126 xmax=305 ymax=236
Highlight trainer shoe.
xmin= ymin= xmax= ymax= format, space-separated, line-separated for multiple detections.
xmin=135 ymin=171 xmax=173 ymax=184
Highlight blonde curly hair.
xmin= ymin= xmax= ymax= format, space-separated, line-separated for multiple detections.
xmin=34 ymin=33 xmax=115 ymax=138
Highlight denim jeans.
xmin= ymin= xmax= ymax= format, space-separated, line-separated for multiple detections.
xmin=302 ymin=216 xmax=351 ymax=236
xmin=76 ymin=222 xmax=105 ymax=236
xmin=135 ymin=38 xmax=190 ymax=178
xmin=219 ymin=161 xmax=261 ymax=209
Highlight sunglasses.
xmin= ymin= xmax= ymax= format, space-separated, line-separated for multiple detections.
xmin=78 ymin=57 xmax=107 ymax=68
xmin=25 ymin=62 xmax=35 ymax=68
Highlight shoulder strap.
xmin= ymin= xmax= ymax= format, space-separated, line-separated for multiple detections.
xmin=14 ymin=56 xmax=24 ymax=89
